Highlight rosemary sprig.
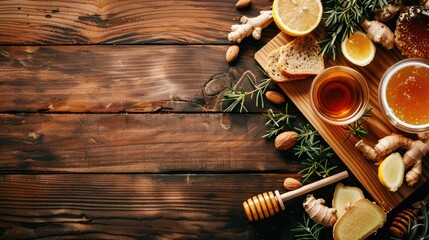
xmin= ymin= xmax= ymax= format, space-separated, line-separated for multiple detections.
xmin=222 ymin=89 xmax=248 ymax=112
xmin=320 ymin=0 xmax=388 ymax=60
xmin=292 ymin=214 xmax=325 ymax=240
xmin=263 ymin=104 xmax=296 ymax=138
xmin=296 ymin=124 xmax=320 ymax=145
xmin=343 ymin=108 xmax=372 ymax=142
xmin=221 ymin=74 xmax=271 ymax=112
xmin=294 ymin=124 xmax=338 ymax=183
xmin=294 ymin=138 xmax=321 ymax=159
xmin=298 ymin=145 xmax=337 ymax=183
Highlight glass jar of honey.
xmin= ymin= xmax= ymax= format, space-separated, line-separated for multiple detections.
xmin=379 ymin=58 xmax=429 ymax=133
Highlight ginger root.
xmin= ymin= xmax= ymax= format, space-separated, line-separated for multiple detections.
xmin=356 ymin=133 xmax=429 ymax=186
xmin=361 ymin=19 xmax=395 ymax=49
xmin=303 ymin=194 xmax=337 ymax=227
xmin=332 ymin=183 xmax=365 ymax=219
xmin=333 ymin=199 xmax=386 ymax=240
xmin=228 ymin=10 xmax=273 ymax=43
xmin=374 ymin=3 xmax=404 ymax=22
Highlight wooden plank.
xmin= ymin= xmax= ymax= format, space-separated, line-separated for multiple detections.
xmin=0 ymin=45 xmax=293 ymax=113
xmin=254 ymin=31 xmax=429 ymax=211
xmin=0 ymin=0 xmax=278 ymax=44
xmin=0 ymin=173 xmax=339 ymax=240
xmin=0 ymin=113 xmax=307 ymax=173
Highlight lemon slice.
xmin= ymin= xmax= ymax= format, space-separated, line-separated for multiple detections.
xmin=272 ymin=0 xmax=323 ymax=36
xmin=341 ymin=31 xmax=376 ymax=66
xmin=378 ymin=152 xmax=404 ymax=192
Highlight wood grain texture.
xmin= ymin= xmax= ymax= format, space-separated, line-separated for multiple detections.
xmin=0 ymin=173 xmax=333 ymax=240
xmin=0 ymin=0 xmax=278 ymax=45
xmin=0 ymin=45 xmax=294 ymax=113
xmin=0 ymin=113 xmax=309 ymax=173
xmin=1 ymin=1 xmax=423 ymax=238
xmin=255 ymin=31 xmax=429 ymax=211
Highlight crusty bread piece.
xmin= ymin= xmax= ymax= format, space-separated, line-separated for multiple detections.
xmin=333 ymin=199 xmax=386 ymax=240
xmin=266 ymin=47 xmax=305 ymax=83
xmin=277 ymin=34 xmax=324 ymax=77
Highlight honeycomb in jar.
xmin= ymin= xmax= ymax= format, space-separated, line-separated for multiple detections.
xmin=395 ymin=6 xmax=429 ymax=59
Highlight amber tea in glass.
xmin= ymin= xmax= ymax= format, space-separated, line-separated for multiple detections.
xmin=310 ymin=66 xmax=369 ymax=125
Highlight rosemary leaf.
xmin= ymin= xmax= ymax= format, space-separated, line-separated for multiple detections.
xmin=295 ymin=124 xmax=320 ymax=144
xmin=221 ymin=73 xmax=271 ymax=113
xmin=343 ymin=108 xmax=372 ymax=142
xmin=294 ymin=124 xmax=338 ymax=183
xmin=221 ymin=89 xmax=247 ymax=112
xmin=262 ymin=126 xmax=284 ymax=139
xmin=294 ymin=139 xmax=321 ymax=159
xmin=292 ymin=214 xmax=325 ymax=240
xmin=263 ymin=104 xmax=296 ymax=138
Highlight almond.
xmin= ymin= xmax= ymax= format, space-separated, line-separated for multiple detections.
xmin=275 ymin=131 xmax=298 ymax=151
xmin=226 ymin=45 xmax=239 ymax=63
xmin=265 ymin=91 xmax=285 ymax=105
xmin=236 ymin=0 xmax=251 ymax=8
xmin=283 ymin=177 xmax=302 ymax=191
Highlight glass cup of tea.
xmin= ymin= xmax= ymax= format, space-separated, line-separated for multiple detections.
xmin=310 ymin=66 xmax=370 ymax=125
xmin=378 ymin=58 xmax=429 ymax=133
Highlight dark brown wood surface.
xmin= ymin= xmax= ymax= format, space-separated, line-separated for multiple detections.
xmin=0 ymin=0 xmax=277 ymax=44
xmin=0 ymin=1 xmax=426 ymax=239
xmin=0 ymin=173 xmax=358 ymax=239
xmin=0 ymin=45 xmax=267 ymax=113
xmin=0 ymin=113 xmax=304 ymax=173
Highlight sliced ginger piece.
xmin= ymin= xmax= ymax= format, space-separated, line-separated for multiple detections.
xmin=332 ymin=183 xmax=365 ymax=219
xmin=333 ymin=199 xmax=386 ymax=240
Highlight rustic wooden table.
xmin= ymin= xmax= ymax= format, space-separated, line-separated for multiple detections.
xmin=0 ymin=1 xmax=426 ymax=239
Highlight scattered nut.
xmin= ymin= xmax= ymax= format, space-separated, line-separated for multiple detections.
xmin=236 ymin=0 xmax=251 ymax=9
xmin=275 ymin=131 xmax=299 ymax=151
xmin=226 ymin=45 xmax=240 ymax=63
xmin=265 ymin=91 xmax=285 ymax=105
xmin=283 ymin=178 xmax=302 ymax=191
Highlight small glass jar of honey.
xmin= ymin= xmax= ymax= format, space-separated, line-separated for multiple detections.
xmin=379 ymin=58 xmax=429 ymax=133
xmin=310 ymin=66 xmax=369 ymax=125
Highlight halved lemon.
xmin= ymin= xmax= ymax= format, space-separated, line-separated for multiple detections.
xmin=378 ymin=152 xmax=404 ymax=192
xmin=341 ymin=31 xmax=376 ymax=66
xmin=272 ymin=0 xmax=323 ymax=36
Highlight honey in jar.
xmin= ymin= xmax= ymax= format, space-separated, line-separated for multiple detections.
xmin=379 ymin=58 xmax=429 ymax=133
xmin=386 ymin=65 xmax=429 ymax=125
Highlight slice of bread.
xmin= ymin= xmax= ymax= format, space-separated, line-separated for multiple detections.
xmin=266 ymin=47 xmax=305 ymax=83
xmin=277 ymin=34 xmax=324 ymax=77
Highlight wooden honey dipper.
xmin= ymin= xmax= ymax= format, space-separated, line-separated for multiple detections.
xmin=243 ymin=170 xmax=349 ymax=221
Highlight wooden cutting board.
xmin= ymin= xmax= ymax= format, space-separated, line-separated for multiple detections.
xmin=255 ymin=31 xmax=429 ymax=212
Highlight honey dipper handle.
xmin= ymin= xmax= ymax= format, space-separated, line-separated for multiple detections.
xmin=280 ymin=170 xmax=349 ymax=202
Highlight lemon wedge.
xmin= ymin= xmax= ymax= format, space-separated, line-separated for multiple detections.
xmin=378 ymin=152 xmax=404 ymax=192
xmin=272 ymin=0 xmax=323 ymax=36
xmin=341 ymin=31 xmax=376 ymax=66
